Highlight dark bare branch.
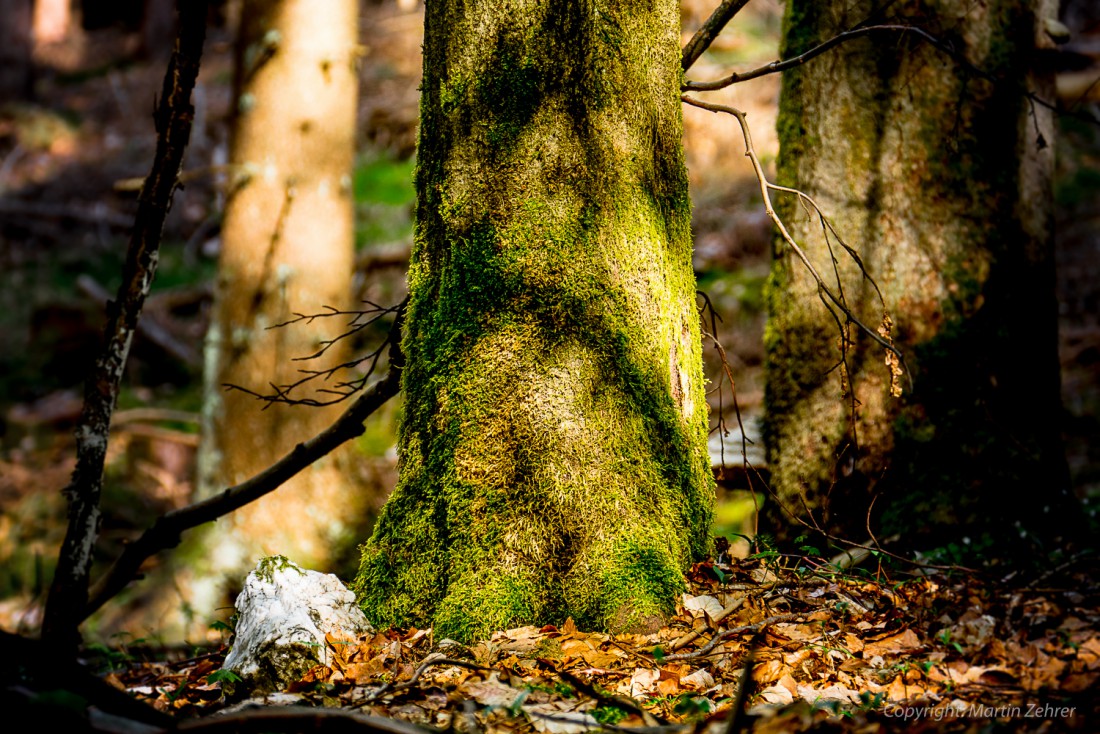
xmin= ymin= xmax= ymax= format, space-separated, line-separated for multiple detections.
xmin=683 ymin=24 xmax=945 ymax=91
xmin=42 ymin=0 xmax=209 ymax=655
xmin=683 ymin=21 xmax=1097 ymax=129
xmin=681 ymin=0 xmax=752 ymax=72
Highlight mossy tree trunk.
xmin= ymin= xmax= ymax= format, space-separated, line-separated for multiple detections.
xmin=765 ymin=0 xmax=1077 ymax=553
xmin=186 ymin=0 xmax=364 ymax=629
xmin=355 ymin=0 xmax=714 ymax=641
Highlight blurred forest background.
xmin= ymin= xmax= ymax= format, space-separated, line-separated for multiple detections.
xmin=1 ymin=0 xmax=1098 ymax=644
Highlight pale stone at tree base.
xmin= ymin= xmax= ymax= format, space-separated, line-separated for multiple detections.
xmin=220 ymin=556 xmax=373 ymax=697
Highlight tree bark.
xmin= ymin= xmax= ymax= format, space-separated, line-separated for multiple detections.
xmin=354 ymin=0 xmax=714 ymax=642
xmin=188 ymin=0 xmax=364 ymax=629
xmin=765 ymin=0 xmax=1076 ymax=552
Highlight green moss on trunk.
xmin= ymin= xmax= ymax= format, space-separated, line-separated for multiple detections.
xmin=764 ymin=0 xmax=1076 ymax=554
xmin=353 ymin=0 xmax=713 ymax=641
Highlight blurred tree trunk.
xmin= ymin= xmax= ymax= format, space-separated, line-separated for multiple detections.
xmin=185 ymin=0 xmax=364 ymax=629
xmin=764 ymin=0 xmax=1077 ymax=553
xmin=141 ymin=0 xmax=176 ymax=59
xmin=0 ymin=0 xmax=34 ymax=101
xmin=33 ymin=0 xmax=71 ymax=46
xmin=354 ymin=0 xmax=714 ymax=642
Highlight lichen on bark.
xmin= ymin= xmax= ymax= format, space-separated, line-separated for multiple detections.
xmin=354 ymin=0 xmax=713 ymax=642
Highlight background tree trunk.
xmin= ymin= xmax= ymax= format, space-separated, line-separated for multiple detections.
xmin=185 ymin=0 xmax=365 ymax=630
xmin=0 ymin=0 xmax=34 ymax=101
xmin=764 ymin=0 xmax=1076 ymax=553
xmin=33 ymin=0 xmax=71 ymax=46
xmin=355 ymin=0 xmax=714 ymax=641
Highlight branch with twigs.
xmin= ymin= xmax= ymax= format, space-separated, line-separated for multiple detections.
xmin=227 ymin=298 xmax=407 ymax=407
xmin=682 ymin=94 xmax=911 ymax=396
xmin=682 ymin=19 xmax=1098 ymax=129
xmin=81 ymin=303 xmax=406 ymax=622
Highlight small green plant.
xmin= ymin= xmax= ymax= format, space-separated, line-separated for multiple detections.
xmin=87 ymin=642 xmax=132 ymax=673
xmin=209 ymin=619 xmax=235 ymax=635
xmin=207 ymin=669 xmax=242 ymax=685
xmin=936 ymin=629 xmax=964 ymax=654
xmin=672 ymin=694 xmax=714 ymax=720
xmin=856 ymin=690 xmax=886 ymax=711
xmin=591 ymin=706 xmax=629 ymax=725
xmin=794 ymin=535 xmax=821 ymax=557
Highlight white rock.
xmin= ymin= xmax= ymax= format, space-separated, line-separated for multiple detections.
xmin=220 ymin=555 xmax=372 ymax=696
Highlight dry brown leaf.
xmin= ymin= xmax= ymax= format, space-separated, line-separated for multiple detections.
xmin=886 ymin=675 xmax=908 ymax=702
xmin=561 ymin=639 xmax=592 ymax=657
xmin=863 ymin=628 xmax=922 ymax=657
xmin=752 ymin=658 xmax=786 ymax=684
xmin=682 ymin=594 xmax=723 ymax=618
xmin=776 ymin=673 xmax=800 ymax=695
xmin=579 ymin=649 xmax=619 ymax=668
xmin=1077 ymin=636 xmax=1100 ymax=670
xmin=623 ymin=667 xmax=659 ymax=697
xmin=680 ymin=668 xmax=715 ymax=690
xmin=464 ymin=674 xmax=521 ymax=707
xmin=796 ymin=683 xmax=861 ymax=705
xmin=656 ymin=677 xmax=680 ymax=697
xmin=757 ymin=684 xmax=794 ymax=705
xmin=784 ymin=648 xmax=813 ymax=667
xmin=1062 ymin=672 xmax=1099 ymax=692
xmin=344 ymin=660 xmax=383 ymax=684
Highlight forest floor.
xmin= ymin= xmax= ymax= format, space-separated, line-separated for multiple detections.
xmin=2 ymin=1 xmax=1100 ymax=732
xmin=24 ymin=552 xmax=1100 ymax=733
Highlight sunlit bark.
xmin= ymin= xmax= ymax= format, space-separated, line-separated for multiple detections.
xmin=355 ymin=0 xmax=714 ymax=642
xmin=187 ymin=0 xmax=365 ymax=629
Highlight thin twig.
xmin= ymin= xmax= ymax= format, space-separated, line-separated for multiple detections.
xmin=226 ymin=300 xmax=406 ymax=407
xmin=669 ymin=594 xmax=746 ymax=652
xmin=656 ymin=613 xmax=801 ymax=662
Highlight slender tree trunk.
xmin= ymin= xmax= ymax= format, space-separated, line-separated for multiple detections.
xmin=188 ymin=0 xmax=363 ymax=624
xmin=765 ymin=0 xmax=1076 ymax=551
xmin=355 ymin=0 xmax=714 ymax=642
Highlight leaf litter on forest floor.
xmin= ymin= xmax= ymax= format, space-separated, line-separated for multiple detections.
xmin=101 ymin=553 xmax=1099 ymax=732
